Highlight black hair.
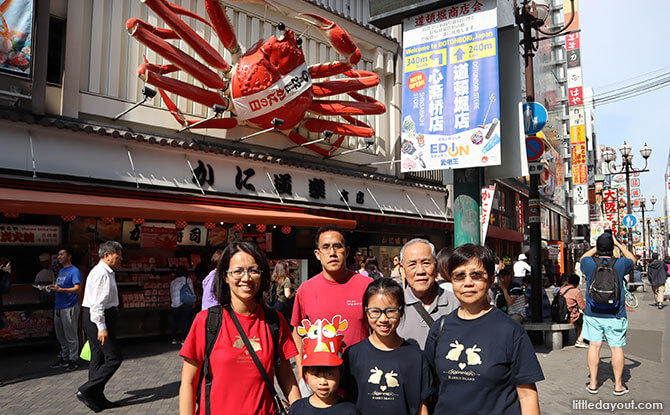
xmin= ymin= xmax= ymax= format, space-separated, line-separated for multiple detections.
xmin=362 ymin=278 xmax=405 ymax=316
xmin=59 ymin=247 xmax=74 ymax=256
xmin=498 ymin=268 xmax=511 ymax=276
xmin=214 ymin=241 xmax=271 ymax=307
xmin=364 ymin=256 xmax=380 ymax=274
xmin=567 ymin=273 xmax=580 ymax=286
xmin=175 ymin=265 xmax=188 ymax=277
xmin=447 ymin=244 xmax=496 ymax=280
xmin=596 ymin=233 xmax=614 ymax=257
xmin=315 ymin=225 xmax=346 ymax=248
xmin=523 ymin=275 xmax=533 ymax=285
xmin=303 ymin=365 xmax=343 ymax=380
xmin=436 ymin=247 xmax=451 ymax=281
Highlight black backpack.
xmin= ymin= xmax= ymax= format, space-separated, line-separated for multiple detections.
xmin=551 ymin=286 xmax=575 ymax=323
xmin=368 ymin=268 xmax=381 ymax=280
xmin=492 ymin=285 xmax=508 ymax=313
xmin=196 ymin=305 xmax=281 ymax=415
xmin=588 ymin=258 xmax=620 ymax=310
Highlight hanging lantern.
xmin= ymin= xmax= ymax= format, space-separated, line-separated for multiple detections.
xmin=175 ymin=220 xmax=188 ymax=229
xmin=101 ymin=217 xmax=114 ymax=225
xmin=61 ymin=215 xmax=76 ymax=222
xmin=233 ymin=223 xmax=244 ymax=232
xmin=281 ymin=225 xmax=291 ymax=234
xmin=3 ymin=212 xmax=19 ymax=218
xmin=204 ymin=222 xmax=216 ymax=230
xmin=256 ymin=224 xmax=267 ymax=232
xmin=133 ymin=218 xmax=145 ymax=225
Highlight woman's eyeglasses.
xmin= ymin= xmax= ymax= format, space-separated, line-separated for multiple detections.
xmin=451 ymin=271 xmax=488 ymax=283
xmin=365 ymin=307 xmax=401 ymax=320
xmin=226 ymin=269 xmax=262 ymax=279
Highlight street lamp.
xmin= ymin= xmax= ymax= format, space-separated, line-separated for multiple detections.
xmin=635 ymin=195 xmax=656 ymax=257
xmin=603 ymin=142 xmax=652 ymax=217
xmin=514 ymin=0 xmax=575 ymax=323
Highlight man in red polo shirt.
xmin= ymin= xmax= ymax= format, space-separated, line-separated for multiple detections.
xmin=291 ymin=225 xmax=371 ymax=380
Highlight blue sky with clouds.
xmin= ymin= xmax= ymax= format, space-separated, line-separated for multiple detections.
xmin=579 ymin=1 xmax=670 ymax=220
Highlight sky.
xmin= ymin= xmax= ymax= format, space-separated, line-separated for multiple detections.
xmin=579 ymin=1 xmax=670 ymax=220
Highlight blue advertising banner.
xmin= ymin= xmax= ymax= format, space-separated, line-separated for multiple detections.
xmin=0 ymin=0 xmax=33 ymax=77
xmin=401 ymin=0 xmax=500 ymax=172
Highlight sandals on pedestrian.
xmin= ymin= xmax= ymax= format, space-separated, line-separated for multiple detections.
xmin=613 ymin=388 xmax=629 ymax=396
xmin=585 ymin=384 xmax=599 ymax=394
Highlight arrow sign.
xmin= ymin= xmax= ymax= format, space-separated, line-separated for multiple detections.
xmin=453 ymin=48 xmax=465 ymax=61
xmin=623 ymin=214 xmax=637 ymax=228
xmin=430 ymin=52 xmax=443 ymax=65
xmin=525 ymin=136 xmax=545 ymax=162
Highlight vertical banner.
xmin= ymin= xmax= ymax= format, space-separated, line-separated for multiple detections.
xmin=401 ymin=0 xmax=501 ymax=172
xmin=480 ymin=184 xmax=496 ymax=243
xmin=0 ymin=0 xmax=33 ymax=76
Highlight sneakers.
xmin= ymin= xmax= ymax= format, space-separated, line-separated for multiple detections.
xmin=50 ymin=358 xmax=68 ymax=369
xmin=575 ymin=339 xmax=589 ymax=349
xmin=171 ymin=339 xmax=180 ymax=345
xmin=65 ymin=360 xmax=78 ymax=372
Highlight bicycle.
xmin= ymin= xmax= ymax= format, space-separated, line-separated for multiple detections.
xmin=624 ymin=283 xmax=638 ymax=310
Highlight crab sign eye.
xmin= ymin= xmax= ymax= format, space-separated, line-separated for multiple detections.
xmin=307 ymin=325 xmax=320 ymax=339
xmin=321 ymin=325 xmax=337 ymax=338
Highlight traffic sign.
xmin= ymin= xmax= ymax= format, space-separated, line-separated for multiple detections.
xmin=623 ymin=214 xmax=637 ymax=228
xmin=523 ymin=102 xmax=548 ymax=135
xmin=528 ymin=162 xmax=544 ymax=175
xmin=526 ymin=136 xmax=545 ymax=161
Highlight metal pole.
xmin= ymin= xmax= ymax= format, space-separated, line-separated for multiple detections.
xmin=625 ymin=162 xmax=633 ymax=250
xmin=641 ymin=203 xmax=646 ymax=256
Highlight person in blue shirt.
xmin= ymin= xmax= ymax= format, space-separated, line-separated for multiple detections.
xmin=425 ymin=244 xmax=544 ymax=415
xmin=580 ymin=231 xmax=635 ymax=396
xmin=48 ymin=248 xmax=83 ymax=371
xmin=523 ymin=276 xmax=551 ymax=320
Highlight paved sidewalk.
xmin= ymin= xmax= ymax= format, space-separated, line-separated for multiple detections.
xmin=1 ymin=285 xmax=667 ymax=414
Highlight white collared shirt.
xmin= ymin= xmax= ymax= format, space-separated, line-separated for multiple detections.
xmin=82 ymin=261 xmax=119 ymax=331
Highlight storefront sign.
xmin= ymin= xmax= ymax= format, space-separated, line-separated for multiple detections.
xmin=480 ymin=184 xmax=495 ymax=243
xmin=0 ymin=310 xmax=52 ymax=341
xmin=140 ymin=225 xmax=178 ymax=249
xmin=590 ymin=221 xmax=610 ymax=246
xmin=400 ymin=0 xmax=501 ymax=172
xmin=0 ymin=224 xmax=61 ymax=246
xmin=177 ymin=225 xmax=207 ymax=246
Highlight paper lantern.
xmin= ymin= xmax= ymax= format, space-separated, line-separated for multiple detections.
xmin=256 ymin=224 xmax=267 ymax=232
xmin=133 ymin=218 xmax=145 ymax=225
xmin=233 ymin=223 xmax=244 ymax=232
xmin=175 ymin=220 xmax=188 ymax=229
xmin=204 ymin=222 xmax=216 ymax=230
xmin=61 ymin=215 xmax=76 ymax=222
xmin=3 ymin=212 xmax=19 ymax=218
xmin=101 ymin=217 xmax=114 ymax=224
xmin=281 ymin=226 xmax=291 ymax=234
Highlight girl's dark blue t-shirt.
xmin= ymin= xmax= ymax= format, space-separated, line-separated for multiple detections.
xmin=289 ymin=397 xmax=360 ymax=415
xmin=424 ymin=308 xmax=544 ymax=415
xmin=342 ymin=338 xmax=434 ymax=415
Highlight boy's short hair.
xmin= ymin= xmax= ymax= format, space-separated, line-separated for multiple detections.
xmin=303 ymin=364 xmax=342 ymax=379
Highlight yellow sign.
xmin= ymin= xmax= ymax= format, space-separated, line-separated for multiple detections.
xmin=404 ymin=49 xmax=447 ymax=72
xmin=570 ymin=125 xmax=585 ymax=144
xmin=449 ymin=38 xmax=497 ymax=64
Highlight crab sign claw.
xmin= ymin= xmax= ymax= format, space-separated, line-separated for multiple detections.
xmin=297 ymin=13 xmax=361 ymax=66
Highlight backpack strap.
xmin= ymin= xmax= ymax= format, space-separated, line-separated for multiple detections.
xmin=434 ymin=315 xmax=446 ymax=363
xmin=196 ymin=305 xmax=223 ymax=415
xmin=263 ymin=305 xmax=282 ymax=368
xmin=411 ymin=302 xmax=435 ymax=327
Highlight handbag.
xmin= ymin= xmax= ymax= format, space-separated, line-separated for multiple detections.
xmin=224 ymin=304 xmax=288 ymax=415
xmin=80 ymin=340 xmax=91 ymax=361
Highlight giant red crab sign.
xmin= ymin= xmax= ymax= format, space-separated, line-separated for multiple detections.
xmin=126 ymin=0 xmax=385 ymax=157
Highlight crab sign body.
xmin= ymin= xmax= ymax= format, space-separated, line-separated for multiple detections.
xmin=127 ymin=0 xmax=385 ymax=156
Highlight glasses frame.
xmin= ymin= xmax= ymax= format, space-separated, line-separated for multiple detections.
xmin=319 ymin=243 xmax=346 ymax=253
xmin=365 ymin=306 xmax=402 ymax=320
xmin=451 ymin=271 xmax=489 ymax=283
xmin=225 ymin=268 xmax=263 ymax=279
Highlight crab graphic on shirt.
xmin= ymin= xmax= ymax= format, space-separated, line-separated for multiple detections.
xmin=297 ymin=315 xmax=348 ymax=352
xmin=367 ymin=366 xmax=400 ymax=392
xmin=232 ymin=336 xmax=262 ymax=354
xmin=446 ymin=341 xmax=482 ymax=370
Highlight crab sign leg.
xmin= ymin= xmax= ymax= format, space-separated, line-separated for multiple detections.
xmin=309 ymin=99 xmax=385 ymax=116
xmin=312 ymin=74 xmax=379 ymax=97
xmin=127 ymin=19 xmax=226 ymax=89
xmin=297 ymin=13 xmax=361 ymax=66
xmin=141 ymin=0 xmax=229 ymax=71
xmin=303 ymin=118 xmax=373 ymax=137
xmin=286 ymin=131 xmax=331 ymax=157
xmin=156 ymin=82 xmax=237 ymax=130
xmin=204 ymin=0 xmax=241 ymax=57
xmin=138 ymin=64 xmax=227 ymax=109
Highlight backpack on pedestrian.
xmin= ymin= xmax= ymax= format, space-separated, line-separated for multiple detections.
xmin=588 ymin=258 xmax=620 ymax=310
xmin=179 ymin=279 xmax=196 ymax=305
xmin=492 ymin=285 xmax=508 ymax=313
xmin=368 ymin=268 xmax=381 ymax=280
xmin=551 ymin=286 xmax=575 ymax=323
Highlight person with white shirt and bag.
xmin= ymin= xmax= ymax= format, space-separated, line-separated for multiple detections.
xmin=77 ymin=241 xmax=124 ymax=412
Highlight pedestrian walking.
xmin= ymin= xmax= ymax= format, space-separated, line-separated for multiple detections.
xmin=665 ymin=257 xmax=670 ymax=303
xmin=48 ymin=248 xmax=82 ymax=371
xmin=342 ymin=278 xmax=433 ymax=415
xmin=389 ymin=255 xmax=403 ymax=287
xmin=396 ymin=238 xmax=459 ymax=349
xmin=360 ymin=256 xmax=383 ymax=280
xmin=201 ymin=248 xmax=223 ymax=311
xmin=580 ymin=231 xmax=635 ymax=396
xmin=271 ymin=260 xmax=295 ymax=322
xmin=178 ymin=241 xmax=300 ymax=415
xmin=77 ymin=241 xmax=124 ymax=412
xmin=170 ymin=266 xmax=195 ymax=345
xmin=424 ymin=244 xmax=544 ymax=414
xmin=291 ymin=226 xmax=371 ymax=380
xmin=647 ymin=253 xmax=667 ymax=309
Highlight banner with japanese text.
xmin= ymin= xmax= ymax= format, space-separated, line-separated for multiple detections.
xmin=0 ymin=224 xmax=60 ymax=245
xmin=401 ymin=0 xmax=501 ymax=172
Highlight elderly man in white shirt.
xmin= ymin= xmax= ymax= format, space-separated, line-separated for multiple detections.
xmin=77 ymin=241 xmax=124 ymax=412
xmin=513 ymin=253 xmax=531 ymax=285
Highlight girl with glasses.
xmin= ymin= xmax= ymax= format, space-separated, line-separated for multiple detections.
xmin=424 ymin=244 xmax=544 ymax=415
xmin=342 ymin=278 xmax=433 ymax=415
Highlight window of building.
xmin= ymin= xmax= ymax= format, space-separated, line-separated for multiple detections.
xmin=46 ymin=16 xmax=66 ymax=85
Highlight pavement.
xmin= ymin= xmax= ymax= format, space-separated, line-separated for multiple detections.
xmin=1 ymin=283 xmax=668 ymax=414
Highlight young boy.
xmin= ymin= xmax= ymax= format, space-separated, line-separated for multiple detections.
xmin=290 ymin=320 xmax=360 ymax=414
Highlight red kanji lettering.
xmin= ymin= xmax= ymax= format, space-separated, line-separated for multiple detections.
xmin=460 ymin=4 xmax=470 ymax=14
xmin=472 ymin=0 xmax=483 ymax=11
xmin=426 ymin=12 xmax=436 ymax=23
xmin=23 ymin=232 xmax=35 ymax=243
xmin=449 ymin=6 xmax=459 ymax=18
xmin=437 ymin=9 xmax=447 ymax=21
xmin=1 ymin=231 xmax=11 ymax=242
xmin=415 ymin=15 xmax=424 ymax=26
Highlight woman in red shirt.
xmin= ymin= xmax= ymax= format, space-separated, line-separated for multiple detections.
xmin=179 ymin=242 xmax=301 ymax=414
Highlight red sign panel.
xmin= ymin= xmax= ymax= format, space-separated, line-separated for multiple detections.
xmin=631 ymin=178 xmax=640 ymax=187
xmin=568 ymin=86 xmax=583 ymax=106
xmin=140 ymin=226 xmax=178 ymax=249
xmin=573 ymin=164 xmax=588 ymax=184
xmin=566 ymin=33 xmax=580 ymax=50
